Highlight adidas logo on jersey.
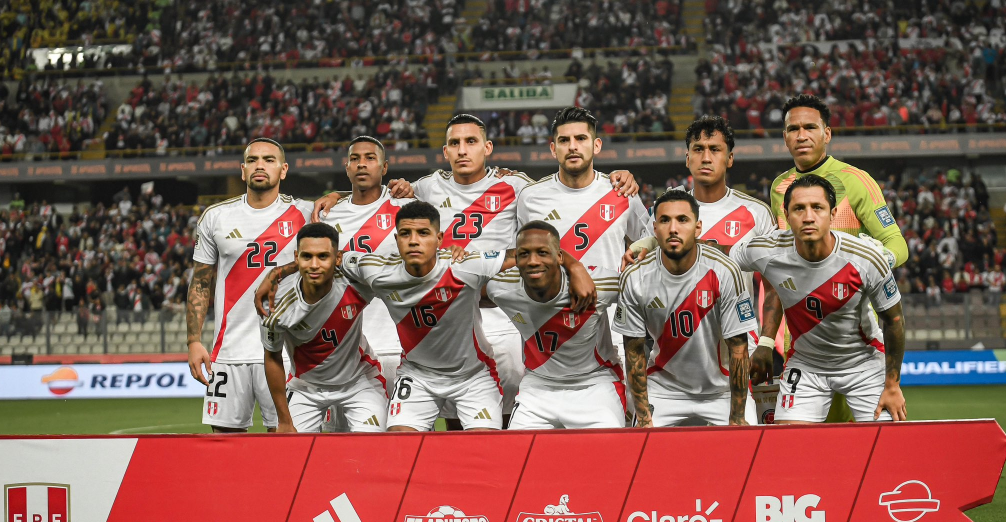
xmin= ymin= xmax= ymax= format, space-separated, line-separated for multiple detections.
xmin=226 ymin=228 xmax=243 ymax=239
xmin=647 ymin=297 xmax=665 ymax=309
xmin=511 ymin=313 xmax=527 ymax=324
xmin=474 ymin=408 xmax=492 ymax=420
xmin=333 ymin=223 xmax=343 ymax=233
xmin=439 ymin=198 xmax=452 ymax=208
xmin=388 ymin=291 xmax=403 ymax=302
xmin=781 ymin=278 xmax=797 ymax=291
xmin=364 ymin=415 xmax=380 ymax=427
xmin=544 ymin=209 xmax=561 ymax=221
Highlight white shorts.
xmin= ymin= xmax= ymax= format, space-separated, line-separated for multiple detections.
xmin=201 ymin=362 xmax=277 ymax=429
xmin=387 ymin=365 xmax=503 ymax=431
xmin=774 ymin=362 xmax=892 ymax=423
xmin=648 ymin=389 xmax=731 ymax=427
xmin=486 ymin=326 xmax=523 ymax=414
xmin=324 ymin=353 xmax=402 ymax=433
xmin=509 ymin=377 xmax=625 ymax=430
xmin=286 ymin=375 xmax=387 ymax=433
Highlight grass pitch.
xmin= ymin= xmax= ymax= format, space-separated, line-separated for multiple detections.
xmin=0 ymin=385 xmax=1003 ymax=520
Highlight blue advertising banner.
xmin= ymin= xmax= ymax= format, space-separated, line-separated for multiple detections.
xmin=901 ymin=349 xmax=1006 ymax=386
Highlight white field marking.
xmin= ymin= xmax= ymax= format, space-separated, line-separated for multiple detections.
xmin=109 ymin=423 xmax=205 ymax=434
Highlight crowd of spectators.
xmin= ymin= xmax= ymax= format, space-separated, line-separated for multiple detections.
xmin=108 ymin=68 xmax=435 ymax=156
xmin=0 ymin=77 xmax=107 ymax=159
xmin=696 ymin=0 xmax=1006 ymax=135
xmin=2 ymin=0 xmax=471 ymax=79
xmin=471 ymin=0 xmax=691 ymax=57
xmin=459 ymin=56 xmax=675 ymax=144
xmin=0 ymin=187 xmax=197 ymax=340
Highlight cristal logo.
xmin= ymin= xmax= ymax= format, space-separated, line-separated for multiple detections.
xmin=878 ymin=481 xmax=940 ymax=522
xmin=755 ymin=495 xmax=825 ymax=522
xmin=627 ymin=499 xmax=721 ymax=522
xmin=404 ymin=505 xmax=489 ymax=522
xmin=41 ymin=367 xmax=82 ymax=396
xmin=4 ymin=483 xmax=70 ymax=522
xmin=517 ymin=494 xmax=602 ymax=522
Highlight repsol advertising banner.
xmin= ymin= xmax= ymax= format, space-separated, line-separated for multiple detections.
xmin=0 ymin=363 xmax=202 ymax=399
xmin=0 ymin=421 xmax=1004 ymax=521
xmin=460 ymin=83 xmax=579 ymax=110
xmin=901 ymin=349 xmax=1006 ymax=386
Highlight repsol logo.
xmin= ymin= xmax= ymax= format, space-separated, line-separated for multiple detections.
xmin=90 ymin=373 xmax=190 ymax=389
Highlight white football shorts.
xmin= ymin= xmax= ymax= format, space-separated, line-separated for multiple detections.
xmin=387 ymin=365 xmax=503 ymax=431
xmin=509 ymin=376 xmax=625 ymax=430
xmin=286 ymin=373 xmax=387 ymax=433
xmin=201 ymin=362 xmax=277 ymax=430
xmin=773 ymin=359 xmax=892 ymax=423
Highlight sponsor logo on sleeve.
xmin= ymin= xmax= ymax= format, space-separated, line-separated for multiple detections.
xmin=875 ymin=206 xmax=896 ymax=228
xmin=614 ymin=305 xmax=625 ymax=325
xmin=884 ymin=276 xmax=898 ymax=299
xmin=736 ymin=298 xmax=755 ymax=322
xmin=483 ymin=251 xmax=500 ymax=259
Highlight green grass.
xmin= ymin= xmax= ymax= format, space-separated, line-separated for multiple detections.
xmin=0 ymin=386 xmax=1002 ymax=519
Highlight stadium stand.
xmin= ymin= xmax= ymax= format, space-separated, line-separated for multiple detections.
xmin=0 ymin=77 xmax=108 ymax=157
xmin=696 ymin=0 xmax=1006 ymax=135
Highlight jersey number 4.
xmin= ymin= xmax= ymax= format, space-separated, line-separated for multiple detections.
xmin=245 ymin=241 xmax=279 ymax=268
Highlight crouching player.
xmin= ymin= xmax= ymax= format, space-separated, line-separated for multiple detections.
xmin=262 ymin=223 xmax=387 ymax=433
xmin=484 ymin=221 xmax=624 ymax=429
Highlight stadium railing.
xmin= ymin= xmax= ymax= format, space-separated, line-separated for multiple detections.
xmin=8 ymin=123 xmax=1006 ymax=162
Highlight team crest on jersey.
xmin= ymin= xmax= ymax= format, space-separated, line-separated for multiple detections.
xmin=696 ymin=290 xmax=713 ymax=308
xmin=376 ymin=213 xmax=393 ymax=230
xmin=207 ymin=401 xmax=219 ymax=416
xmin=833 ymin=282 xmax=850 ymax=300
xmin=599 ymin=204 xmax=616 ymax=222
xmin=341 ymin=304 xmax=358 ymax=320
xmin=724 ymin=220 xmax=741 ymax=238
xmin=562 ymin=311 xmax=579 ymax=329
xmin=485 ymin=195 xmax=501 ymax=212
xmin=277 ymin=221 xmax=294 ymax=237
xmin=434 ymin=287 xmax=452 ymax=302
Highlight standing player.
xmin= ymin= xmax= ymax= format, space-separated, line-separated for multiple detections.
xmin=187 ymin=138 xmax=313 ymax=433
xmin=731 ymin=175 xmax=907 ymax=423
xmin=485 ymin=221 xmax=624 ymax=429
xmin=614 ymin=190 xmax=756 ymax=427
xmin=262 ymin=223 xmax=387 ymax=433
xmin=623 ymin=116 xmax=783 ymax=392
xmin=337 ymin=201 xmax=595 ymax=431
xmin=771 ymin=94 xmax=909 ymax=422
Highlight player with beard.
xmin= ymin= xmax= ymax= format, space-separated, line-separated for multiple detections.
xmin=188 ymin=138 xmax=313 ymax=433
xmin=312 ymin=114 xmax=639 ymax=427
xmin=614 ymin=190 xmax=756 ymax=427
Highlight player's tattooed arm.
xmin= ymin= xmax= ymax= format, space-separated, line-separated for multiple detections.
xmin=186 ymin=261 xmax=216 ymax=386
xmin=876 ymin=302 xmax=907 ymax=421
xmin=624 ymin=336 xmax=652 ymax=427
xmin=751 ymin=282 xmax=783 ymax=385
xmin=254 ymin=262 xmax=299 ymax=317
xmin=726 ymin=334 xmax=751 ymax=426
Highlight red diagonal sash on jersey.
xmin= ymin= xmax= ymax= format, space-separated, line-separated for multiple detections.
xmin=212 ymin=205 xmax=306 ymax=360
xmin=441 ymin=182 xmax=517 ymax=248
xmin=649 ymin=270 xmax=720 ymax=374
xmin=559 ymin=190 xmax=630 ymax=260
xmin=293 ymin=286 xmax=369 ymax=377
xmin=523 ymin=305 xmax=596 ymax=371
xmin=348 ymin=199 xmax=400 ymax=253
xmin=785 ymin=263 xmax=863 ymax=351
xmin=700 ymin=205 xmax=755 ymax=246
xmin=395 ymin=268 xmax=467 ymax=355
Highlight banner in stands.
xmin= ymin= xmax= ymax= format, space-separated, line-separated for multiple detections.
xmin=0 ymin=421 xmax=1003 ymax=522
xmin=6 ymin=135 xmax=1006 ymax=182
xmin=0 ymin=363 xmax=203 ymax=399
xmin=901 ymin=349 xmax=1006 ymax=386
xmin=460 ymin=83 xmax=579 ymax=110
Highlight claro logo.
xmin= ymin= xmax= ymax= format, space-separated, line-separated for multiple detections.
xmin=755 ymin=495 xmax=825 ymax=522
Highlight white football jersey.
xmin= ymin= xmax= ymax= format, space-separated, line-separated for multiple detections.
xmin=340 ymin=250 xmax=506 ymax=383
xmin=322 ymin=186 xmax=414 ymax=356
xmin=193 ymin=194 xmax=313 ymax=363
xmin=260 ymin=272 xmax=382 ymax=388
xmin=486 ymin=267 xmax=622 ymax=385
xmin=322 ymin=186 xmax=413 ymax=255
xmin=613 ymin=245 xmax=759 ymax=396
xmin=517 ymin=171 xmax=650 ymax=270
xmin=731 ymin=230 xmax=901 ymax=374
xmin=413 ymin=167 xmax=530 ymax=334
